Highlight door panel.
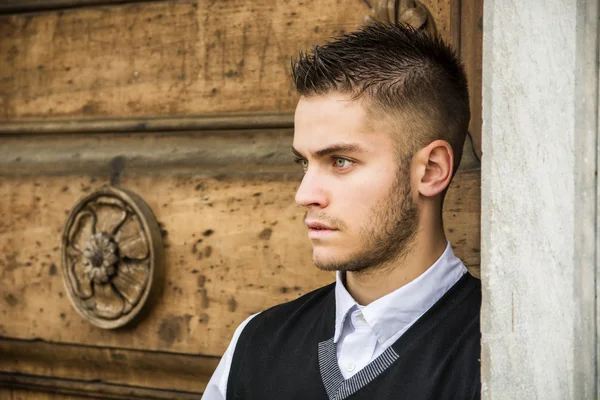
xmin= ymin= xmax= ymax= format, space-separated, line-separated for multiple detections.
xmin=1 ymin=0 xmax=452 ymax=122
xmin=0 ymin=0 xmax=480 ymax=397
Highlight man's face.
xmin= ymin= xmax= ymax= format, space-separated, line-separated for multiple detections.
xmin=293 ymin=92 xmax=419 ymax=272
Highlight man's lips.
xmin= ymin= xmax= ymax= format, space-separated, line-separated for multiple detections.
xmin=305 ymin=221 xmax=338 ymax=239
xmin=305 ymin=221 xmax=336 ymax=230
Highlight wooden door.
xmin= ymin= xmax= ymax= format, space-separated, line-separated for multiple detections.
xmin=0 ymin=0 xmax=482 ymax=398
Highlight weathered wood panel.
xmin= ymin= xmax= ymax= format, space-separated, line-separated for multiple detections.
xmin=0 ymin=174 xmax=324 ymax=355
xmin=1 ymin=374 xmax=201 ymax=399
xmin=0 ymin=113 xmax=294 ymax=135
xmin=0 ymin=170 xmax=479 ymax=356
xmin=0 ymin=0 xmax=150 ymax=14
xmin=0 ymin=0 xmax=454 ymax=122
xmin=0 ymin=373 xmax=201 ymax=399
xmin=0 ymin=129 xmax=297 ymax=177
xmin=0 ymin=1 xmax=477 ymax=398
xmin=460 ymin=0 xmax=483 ymax=158
xmin=0 ymin=386 xmax=96 ymax=400
xmin=0 ymin=338 xmax=216 ymax=394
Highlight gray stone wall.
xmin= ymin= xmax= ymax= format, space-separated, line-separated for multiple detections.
xmin=481 ymin=1 xmax=598 ymax=398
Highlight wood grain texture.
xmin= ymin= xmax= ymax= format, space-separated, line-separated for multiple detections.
xmin=0 ymin=169 xmax=478 ymax=356
xmin=0 ymin=1 xmax=155 ymax=14
xmin=0 ymin=174 xmax=329 ymax=355
xmin=0 ymin=373 xmax=201 ymax=399
xmin=0 ymin=113 xmax=294 ymax=135
xmin=0 ymin=1 xmax=477 ymax=397
xmin=460 ymin=0 xmax=483 ymax=158
xmin=0 ymin=339 xmax=215 ymax=394
xmin=0 ymin=387 xmax=97 ymax=400
xmin=0 ymin=0 xmax=454 ymax=123
xmin=0 ymin=337 xmax=215 ymax=394
xmin=0 ymin=0 xmax=366 ymax=121
xmin=0 ymin=129 xmax=298 ymax=177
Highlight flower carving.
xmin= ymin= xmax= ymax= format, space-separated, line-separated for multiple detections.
xmin=82 ymin=233 xmax=119 ymax=284
xmin=62 ymin=189 xmax=158 ymax=328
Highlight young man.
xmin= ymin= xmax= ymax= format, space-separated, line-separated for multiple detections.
xmin=203 ymin=22 xmax=480 ymax=400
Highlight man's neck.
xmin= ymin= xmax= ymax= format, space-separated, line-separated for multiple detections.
xmin=344 ymin=230 xmax=448 ymax=306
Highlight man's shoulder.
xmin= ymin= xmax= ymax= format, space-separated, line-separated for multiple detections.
xmin=226 ymin=282 xmax=337 ymax=397
xmin=259 ymin=281 xmax=336 ymax=320
xmin=239 ymin=281 xmax=336 ymax=338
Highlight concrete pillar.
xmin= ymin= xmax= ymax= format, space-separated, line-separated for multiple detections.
xmin=481 ymin=1 xmax=598 ymax=398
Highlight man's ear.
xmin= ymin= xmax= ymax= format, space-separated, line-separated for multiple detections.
xmin=413 ymin=140 xmax=454 ymax=197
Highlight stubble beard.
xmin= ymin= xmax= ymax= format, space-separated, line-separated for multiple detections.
xmin=313 ymin=163 xmax=420 ymax=274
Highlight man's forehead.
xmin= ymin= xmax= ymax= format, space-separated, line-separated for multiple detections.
xmin=293 ymin=93 xmax=395 ymax=153
xmin=294 ymin=94 xmax=369 ymax=138
xmin=295 ymin=93 xmax=366 ymax=119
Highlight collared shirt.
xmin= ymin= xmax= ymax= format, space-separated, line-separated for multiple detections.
xmin=202 ymin=242 xmax=467 ymax=399
xmin=334 ymin=241 xmax=467 ymax=378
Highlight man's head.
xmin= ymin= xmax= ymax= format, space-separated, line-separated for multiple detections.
xmin=291 ymin=23 xmax=470 ymax=273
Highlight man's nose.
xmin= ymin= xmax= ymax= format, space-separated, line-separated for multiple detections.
xmin=295 ymin=170 xmax=328 ymax=208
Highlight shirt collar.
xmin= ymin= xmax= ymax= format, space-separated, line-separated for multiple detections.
xmin=333 ymin=241 xmax=467 ymax=347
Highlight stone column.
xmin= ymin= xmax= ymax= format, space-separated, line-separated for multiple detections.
xmin=481 ymin=1 xmax=598 ymax=398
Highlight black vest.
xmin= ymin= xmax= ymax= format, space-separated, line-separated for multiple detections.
xmin=227 ymin=273 xmax=481 ymax=400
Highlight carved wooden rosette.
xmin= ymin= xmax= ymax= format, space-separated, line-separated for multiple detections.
xmin=61 ymin=187 xmax=163 ymax=329
xmin=364 ymin=0 xmax=437 ymax=35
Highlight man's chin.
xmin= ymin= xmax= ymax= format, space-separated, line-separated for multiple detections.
xmin=313 ymin=260 xmax=341 ymax=272
xmin=312 ymin=251 xmax=341 ymax=271
xmin=312 ymin=251 xmax=364 ymax=272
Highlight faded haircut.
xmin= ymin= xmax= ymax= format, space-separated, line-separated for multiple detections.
xmin=291 ymin=22 xmax=470 ymax=175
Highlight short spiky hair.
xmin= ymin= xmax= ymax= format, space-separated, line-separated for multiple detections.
xmin=292 ymin=23 xmax=470 ymax=174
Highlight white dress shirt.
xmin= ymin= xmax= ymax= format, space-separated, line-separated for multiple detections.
xmin=202 ymin=242 xmax=467 ymax=399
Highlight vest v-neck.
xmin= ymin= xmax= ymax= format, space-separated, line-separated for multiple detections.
xmin=317 ymin=273 xmax=479 ymax=400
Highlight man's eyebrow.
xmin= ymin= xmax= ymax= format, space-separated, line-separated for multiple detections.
xmin=291 ymin=143 xmax=367 ymax=158
xmin=291 ymin=147 xmax=304 ymax=158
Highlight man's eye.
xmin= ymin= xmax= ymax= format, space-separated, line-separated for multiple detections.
xmin=294 ymin=157 xmax=309 ymax=169
xmin=334 ymin=158 xmax=351 ymax=168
